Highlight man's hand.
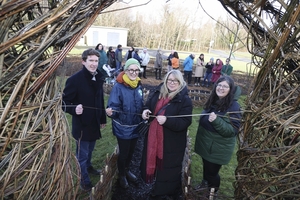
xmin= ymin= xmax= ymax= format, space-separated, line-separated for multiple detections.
xmin=76 ymin=104 xmax=83 ymax=115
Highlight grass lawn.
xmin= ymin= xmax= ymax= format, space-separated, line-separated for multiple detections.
xmin=64 ymin=93 xmax=246 ymax=199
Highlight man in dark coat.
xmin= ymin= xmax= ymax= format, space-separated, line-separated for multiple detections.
xmin=62 ymin=48 xmax=107 ymax=191
xmin=115 ymin=44 xmax=123 ymax=72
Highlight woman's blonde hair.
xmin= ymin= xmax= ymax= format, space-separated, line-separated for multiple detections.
xmin=159 ymin=70 xmax=186 ymax=99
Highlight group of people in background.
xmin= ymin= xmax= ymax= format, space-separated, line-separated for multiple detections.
xmin=62 ymin=46 xmax=241 ymax=200
xmin=94 ymin=43 xmax=151 ymax=81
xmin=94 ymin=43 xmax=234 ymax=91
xmin=182 ymin=53 xmax=234 ymax=87
xmin=159 ymin=49 xmax=234 ymax=89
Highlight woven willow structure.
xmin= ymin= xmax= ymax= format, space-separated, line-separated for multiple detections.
xmin=0 ymin=0 xmax=116 ymax=199
xmin=219 ymin=0 xmax=300 ymax=199
xmin=1 ymin=0 xmax=300 ymax=199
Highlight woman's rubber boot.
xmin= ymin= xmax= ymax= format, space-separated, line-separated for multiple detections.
xmin=119 ymin=176 xmax=129 ymax=189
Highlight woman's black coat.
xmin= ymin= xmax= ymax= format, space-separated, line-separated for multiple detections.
xmin=141 ymin=84 xmax=193 ymax=196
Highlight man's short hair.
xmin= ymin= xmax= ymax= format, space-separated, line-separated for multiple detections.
xmin=82 ymin=48 xmax=100 ymax=61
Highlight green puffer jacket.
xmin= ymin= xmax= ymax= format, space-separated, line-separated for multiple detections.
xmin=194 ymin=99 xmax=241 ymax=165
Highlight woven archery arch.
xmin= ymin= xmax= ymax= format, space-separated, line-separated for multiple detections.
xmin=0 ymin=0 xmax=116 ymax=199
xmin=219 ymin=0 xmax=300 ymax=199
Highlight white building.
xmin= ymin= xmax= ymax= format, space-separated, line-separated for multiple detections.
xmin=77 ymin=25 xmax=128 ymax=47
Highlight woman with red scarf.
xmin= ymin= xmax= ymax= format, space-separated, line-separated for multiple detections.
xmin=211 ymin=58 xmax=223 ymax=85
xmin=141 ymin=70 xmax=193 ymax=199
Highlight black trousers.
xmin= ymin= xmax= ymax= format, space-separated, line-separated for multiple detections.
xmin=194 ymin=77 xmax=201 ymax=84
xmin=155 ymin=68 xmax=161 ymax=79
xmin=184 ymin=71 xmax=192 ymax=84
xmin=117 ymin=138 xmax=138 ymax=176
xmin=141 ymin=65 xmax=147 ymax=78
xmin=202 ymin=158 xmax=222 ymax=191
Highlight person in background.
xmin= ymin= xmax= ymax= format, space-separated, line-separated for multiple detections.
xmin=107 ymin=46 xmax=116 ymax=69
xmin=166 ymin=50 xmax=174 ymax=72
xmin=140 ymin=48 xmax=150 ymax=79
xmin=95 ymin=43 xmax=108 ymax=79
xmin=221 ymin=58 xmax=233 ymax=76
xmin=183 ymin=54 xmax=195 ymax=86
xmin=194 ymin=53 xmax=205 ymax=86
xmin=133 ymin=48 xmax=143 ymax=78
xmin=154 ymin=49 xmax=163 ymax=80
xmin=202 ymin=58 xmax=214 ymax=87
xmin=106 ymin=58 xmax=143 ymax=189
xmin=115 ymin=44 xmax=123 ymax=72
xmin=171 ymin=51 xmax=179 ymax=70
xmin=194 ymin=76 xmax=241 ymax=199
xmin=211 ymin=58 xmax=223 ymax=85
xmin=133 ymin=48 xmax=142 ymax=64
xmin=141 ymin=70 xmax=193 ymax=199
xmin=62 ymin=48 xmax=106 ymax=192
xmin=124 ymin=46 xmax=135 ymax=62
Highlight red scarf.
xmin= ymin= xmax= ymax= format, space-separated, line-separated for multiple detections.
xmin=146 ymin=97 xmax=170 ymax=183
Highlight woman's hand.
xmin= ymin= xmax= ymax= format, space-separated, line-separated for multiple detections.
xmin=142 ymin=109 xmax=151 ymax=120
xmin=106 ymin=108 xmax=113 ymax=116
xmin=208 ymin=112 xmax=217 ymax=122
xmin=156 ymin=115 xmax=166 ymax=125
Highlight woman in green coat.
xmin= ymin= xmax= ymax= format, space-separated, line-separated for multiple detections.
xmin=194 ymin=76 xmax=242 ymax=197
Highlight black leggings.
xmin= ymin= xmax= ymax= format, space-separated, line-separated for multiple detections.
xmin=141 ymin=65 xmax=147 ymax=77
xmin=117 ymin=138 xmax=138 ymax=176
xmin=194 ymin=77 xmax=201 ymax=84
xmin=155 ymin=68 xmax=162 ymax=79
xmin=202 ymin=158 xmax=222 ymax=191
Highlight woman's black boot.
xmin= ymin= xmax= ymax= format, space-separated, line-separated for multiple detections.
xmin=119 ymin=176 xmax=129 ymax=189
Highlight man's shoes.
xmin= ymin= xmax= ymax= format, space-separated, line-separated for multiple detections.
xmin=87 ymin=166 xmax=101 ymax=175
xmin=126 ymin=170 xmax=137 ymax=182
xmin=144 ymin=76 xmax=147 ymax=79
xmin=80 ymin=183 xmax=93 ymax=192
xmin=119 ymin=176 xmax=129 ymax=189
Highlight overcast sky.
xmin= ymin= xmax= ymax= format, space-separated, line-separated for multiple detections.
xmin=118 ymin=0 xmax=228 ymax=26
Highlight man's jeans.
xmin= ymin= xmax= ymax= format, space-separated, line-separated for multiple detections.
xmin=203 ymin=72 xmax=213 ymax=86
xmin=76 ymin=140 xmax=96 ymax=185
xmin=116 ymin=61 xmax=122 ymax=72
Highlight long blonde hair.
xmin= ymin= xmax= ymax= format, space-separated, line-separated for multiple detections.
xmin=159 ymin=70 xmax=186 ymax=99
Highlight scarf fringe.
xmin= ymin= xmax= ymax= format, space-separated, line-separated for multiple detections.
xmin=146 ymin=174 xmax=155 ymax=184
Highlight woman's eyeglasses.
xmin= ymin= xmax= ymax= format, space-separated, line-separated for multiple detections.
xmin=216 ymin=84 xmax=230 ymax=89
xmin=167 ymin=79 xmax=179 ymax=84
xmin=127 ymin=69 xmax=140 ymax=74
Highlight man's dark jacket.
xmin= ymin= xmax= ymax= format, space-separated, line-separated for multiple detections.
xmin=62 ymin=66 xmax=106 ymax=141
